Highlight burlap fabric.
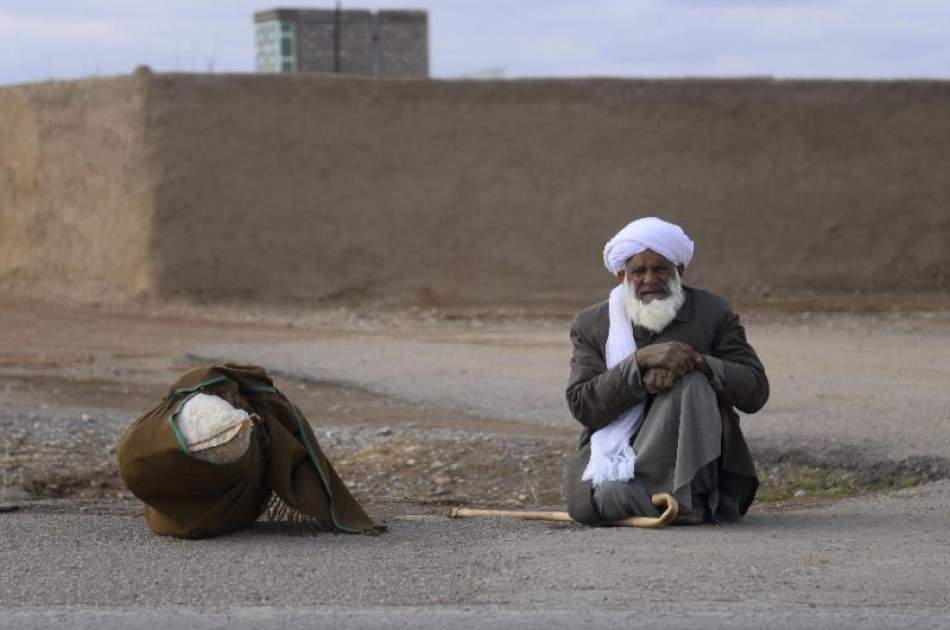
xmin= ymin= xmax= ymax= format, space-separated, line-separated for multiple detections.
xmin=118 ymin=363 xmax=380 ymax=538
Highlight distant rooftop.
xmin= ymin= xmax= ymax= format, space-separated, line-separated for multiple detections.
xmin=254 ymin=6 xmax=429 ymax=77
xmin=254 ymin=7 xmax=428 ymax=23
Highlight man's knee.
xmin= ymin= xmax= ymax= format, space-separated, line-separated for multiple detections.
xmin=673 ymin=371 xmax=715 ymax=397
xmin=649 ymin=370 xmax=720 ymax=428
xmin=654 ymin=371 xmax=715 ymax=411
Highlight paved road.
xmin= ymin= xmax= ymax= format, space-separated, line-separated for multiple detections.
xmin=192 ymin=320 xmax=950 ymax=461
xmin=5 ymin=604 xmax=949 ymax=630
xmin=2 ymin=481 xmax=949 ymax=629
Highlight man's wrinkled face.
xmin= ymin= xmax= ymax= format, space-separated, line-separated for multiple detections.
xmin=621 ymin=250 xmax=682 ymax=303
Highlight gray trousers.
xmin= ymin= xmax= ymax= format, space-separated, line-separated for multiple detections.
xmin=593 ymin=371 xmax=728 ymax=521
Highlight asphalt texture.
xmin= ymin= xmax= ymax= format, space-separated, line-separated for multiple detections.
xmin=3 ymin=480 xmax=949 ymax=628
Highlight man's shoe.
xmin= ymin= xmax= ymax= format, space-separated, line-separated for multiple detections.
xmin=671 ymin=508 xmax=705 ymax=526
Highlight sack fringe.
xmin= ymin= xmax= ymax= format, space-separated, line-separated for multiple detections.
xmin=262 ymin=492 xmax=330 ymax=534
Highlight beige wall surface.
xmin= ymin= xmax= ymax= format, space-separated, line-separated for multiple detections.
xmin=0 ymin=75 xmax=154 ymax=302
xmin=3 ymin=73 xmax=948 ymax=308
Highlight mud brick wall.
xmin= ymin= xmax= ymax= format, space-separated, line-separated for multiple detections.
xmin=2 ymin=72 xmax=948 ymax=307
xmin=0 ymin=73 xmax=154 ymax=302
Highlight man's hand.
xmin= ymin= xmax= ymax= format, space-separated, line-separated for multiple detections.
xmin=643 ymin=367 xmax=678 ymax=394
xmin=635 ymin=341 xmax=704 ymax=377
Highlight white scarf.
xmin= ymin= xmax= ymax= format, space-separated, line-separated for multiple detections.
xmin=581 ymin=283 xmax=645 ymax=486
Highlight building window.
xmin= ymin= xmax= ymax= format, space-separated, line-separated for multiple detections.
xmin=279 ymin=21 xmax=296 ymax=71
xmin=255 ymin=19 xmax=296 ymax=73
xmin=255 ymin=21 xmax=280 ymax=72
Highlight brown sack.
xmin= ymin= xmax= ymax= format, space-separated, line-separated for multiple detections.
xmin=117 ymin=363 xmax=380 ymax=538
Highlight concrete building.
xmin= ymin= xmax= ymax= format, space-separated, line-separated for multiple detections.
xmin=254 ymin=7 xmax=429 ymax=78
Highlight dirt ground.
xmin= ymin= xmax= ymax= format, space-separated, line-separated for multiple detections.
xmin=3 ymin=294 xmax=946 ymax=522
xmin=0 ymin=295 xmax=571 ymax=513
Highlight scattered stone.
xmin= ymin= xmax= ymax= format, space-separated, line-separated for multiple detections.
xmin=376 ymin=427 xmax=393 ymax=437
xmin=794 ymin=489 xmax=808 ymax=497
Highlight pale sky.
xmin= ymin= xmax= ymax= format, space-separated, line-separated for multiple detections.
xmin=2 ymin=0 xmax=949 ymax=85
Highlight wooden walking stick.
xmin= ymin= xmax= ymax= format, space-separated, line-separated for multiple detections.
xmin=449 ymin=493 xmax=679 ymax=529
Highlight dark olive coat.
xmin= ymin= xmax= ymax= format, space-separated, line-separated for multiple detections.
xmin=564 ymin=286 xmax=768 ymax=524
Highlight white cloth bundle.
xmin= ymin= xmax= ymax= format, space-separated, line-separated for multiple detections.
xmin=176 ymin=393 xmax=254 ymax=465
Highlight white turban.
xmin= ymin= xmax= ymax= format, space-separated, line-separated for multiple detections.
xmin=602 ymin=217 xmax=695 ymax=275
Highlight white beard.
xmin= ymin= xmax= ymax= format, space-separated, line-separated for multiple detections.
xmin=624 ymin=272 xmax=685 ymax=334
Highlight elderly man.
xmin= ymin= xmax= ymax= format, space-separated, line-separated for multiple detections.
xmin=565 ymin=217 xmax=768 ymax=525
